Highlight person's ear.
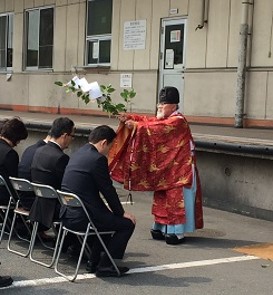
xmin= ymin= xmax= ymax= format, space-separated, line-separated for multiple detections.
xmin=101 ymin=139 xmax=108 ymax=147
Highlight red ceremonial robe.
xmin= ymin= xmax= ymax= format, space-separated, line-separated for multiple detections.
xmin=108 ymin=113 xmax=203 ymax=229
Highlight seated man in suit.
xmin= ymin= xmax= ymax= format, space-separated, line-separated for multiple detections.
xmin=18 ymin=134 xmax=51 ymax=210
xmin=30 ymin=117 xmax=75 ymax=230
xmin=60 ymin=125 xmax=136 ymax=277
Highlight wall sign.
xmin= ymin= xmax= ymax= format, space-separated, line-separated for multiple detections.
xmin=123 ymin=20 xmax=146 ymax=50
xmin=120 ymin=73 xmax=132 ymax=88
xmin=170 ymin=30 xmax=181 ymax=43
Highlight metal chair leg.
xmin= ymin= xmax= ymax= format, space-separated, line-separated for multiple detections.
xmin=54 ymin=228 xmax=89 ymax=282
xmin=30 ymin=222 xmax=62 ymax=268
xmin=7 ymin=211 xmax=31 ymax=257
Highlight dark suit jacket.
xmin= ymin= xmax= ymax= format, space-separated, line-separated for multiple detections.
xmin=0 ymin=139 xmax=18 ymax=204
xmin=30 ymin=141 xmax=69 ymax=227
xmin=19 ymin=139 xmax=46 ymax=181
xmin=61 ymin=143 xmax=124 ymax=230
xmin=18 ymin=139 xmax=46 ymax=209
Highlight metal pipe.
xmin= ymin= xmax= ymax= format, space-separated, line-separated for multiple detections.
xmin=235 ymin=1 xmax=253 ymax=128
xmin=195 ymin=0 xmax=208 ymax=30
xmin=195 ymin=140 xmax=273 ymax=158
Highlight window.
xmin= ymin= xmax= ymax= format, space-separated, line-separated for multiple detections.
xmin=26 ymin=7 xmax=54 ymax=69
xmin=0 ymin=13 xmax=13 ymax=70
xmin=86 ymin=0 xmax=112 ymax=66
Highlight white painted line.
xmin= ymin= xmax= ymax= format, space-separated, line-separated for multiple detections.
xmin=129 ymin=255 xmax=259 ymax=274
xmin=9 ymin=255 xmax=258 ymax=288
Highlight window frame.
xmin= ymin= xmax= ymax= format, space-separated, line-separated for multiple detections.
xmin=85 ymin=0 xmax=112 ymax=67
xmin=24 ymin=6 xmax=54 ymax=71
xmin=0 ymin=12 xmax=13 ymax=72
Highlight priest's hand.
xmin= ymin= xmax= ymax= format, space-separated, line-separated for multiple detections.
xmin=125 ymin=119 xmax=137 ymax=129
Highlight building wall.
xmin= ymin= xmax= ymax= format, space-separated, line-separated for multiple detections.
xmin=0 ymin=0 xmax=273 ymax=126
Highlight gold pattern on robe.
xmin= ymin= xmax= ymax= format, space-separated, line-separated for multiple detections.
xmin=138 ymin=179 xmax=150 ymax=188
xmin=186 ymin=157 xmax=194 ymax=165
xmin=158 ymin=178 xmax=167 ymax=187
xmin=130 ymin=163 xmax=140 ymax=171
xmin=163 ymin=125 xmax=176 ymax=134
xmin=177 ymin=177 xmax=190 ymax=185
xmin=177 ymin=201 xmax=184 ymax=209
xmin=176 ymin=140 xmax=185 ymax=148
xmin=149 ymin=163 xmax=160 ymax=172
xmin=142 ymin=144 xmax=149 ymax=153
xmin=157 ymin=144 xmax=170 ymax=153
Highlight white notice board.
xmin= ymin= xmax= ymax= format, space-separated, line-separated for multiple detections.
xmin=120 ymin=73 xmax=132 ymax=88
xmin=123 ymin=20 xmax=146 ymax=50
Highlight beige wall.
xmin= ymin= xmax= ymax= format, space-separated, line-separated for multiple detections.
xmin=184 ymin=71 xmax=236 ymax=117
xmin=251 ymin=0 xmax=273 ymax=67
xmin=1 ymin=0 xmax=273 ymax=124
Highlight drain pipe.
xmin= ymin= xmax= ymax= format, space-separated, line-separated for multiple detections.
xmin=195 ymin=0 xmax=209 ymax=30
xmin=235 ymin=0 xmax=253 ymax=128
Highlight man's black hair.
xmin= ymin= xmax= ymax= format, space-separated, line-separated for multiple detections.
xmin=88 ymin=125 xmax=116 ymax=144
xmin=50 ymin=117 xmax=75 ymax=138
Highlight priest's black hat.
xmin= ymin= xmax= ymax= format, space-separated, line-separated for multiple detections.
xmin=159 ymin=86 xmax=180 ymax=104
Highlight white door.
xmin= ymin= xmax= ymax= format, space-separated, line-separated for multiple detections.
xmin=159 ymin=18 xmax=186 ymax=111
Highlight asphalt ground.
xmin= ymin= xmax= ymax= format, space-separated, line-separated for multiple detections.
xmin=1 ymin=190 xmax=273 ymax=295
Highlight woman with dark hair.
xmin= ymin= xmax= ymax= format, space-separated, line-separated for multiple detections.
xmin=0 ymin=117 xmax=28 ymax=205
xmin=0 ymin=117 xmax=28 ymax=288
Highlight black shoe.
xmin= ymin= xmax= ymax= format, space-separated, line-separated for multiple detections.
xmin=0 ymin=276 xmax=13 ymax=288
xmin=150 ymin=229 xmax=165 ymax=240
xmin=67 ymin=245 xmax=89 ymax=261
xmin=96 ymin=265 xmax=129 ymax=277
xmin=86 ymin=260 xmax=98 ymax=273
xmin=165 ymin=234 xmax=185 ymax=245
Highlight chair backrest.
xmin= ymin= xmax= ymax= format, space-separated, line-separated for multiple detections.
xmin=31 ymin=182 xmax=59 ymax=200
xmin=1 ymin=175 xmax=17 ymax=202
xmin=9 ymin=177 xmax=33 ymax=192
xmin=57 ymin=190 xmax=92 ymax=225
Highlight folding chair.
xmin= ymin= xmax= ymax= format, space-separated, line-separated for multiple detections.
xmin=0 ymin=175 xmax=15 ymax=244
xmin=55 ymin=190 xmax=120 ymax=282
xmin=8 ymin=177 xmax=34 ymax=257
xmin=29 ymin=182 xmax=62 ymax=268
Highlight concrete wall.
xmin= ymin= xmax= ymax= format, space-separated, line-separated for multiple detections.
xmin=197 ymin=150 xmax=273 ymax=221
xmin=1 ymin=0 xmax=273 ymax=124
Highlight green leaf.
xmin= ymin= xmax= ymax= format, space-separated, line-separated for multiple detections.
xmin=129 ymin=89 xmax=136 ymax=98
xmin=82 ymin=94 xmax=90 ymax=104
xmin=69 ymin=86 xmax=77 ymax=93
xmin=116 ymin=103 xmax=126 ymax=109
xmin=120 ymin=92 xmax=126 ymax=99
xmin=54 ymin=81 xmax=64 ymax=86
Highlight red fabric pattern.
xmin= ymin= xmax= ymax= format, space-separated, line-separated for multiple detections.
xmin=108 ymin=113 xmax=203 ymax=228
xmin=153 ymin=189 xmax=186 ymax=224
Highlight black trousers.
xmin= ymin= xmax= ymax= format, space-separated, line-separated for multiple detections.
xmin=62 ymin=208 xmax=135 ymax=263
